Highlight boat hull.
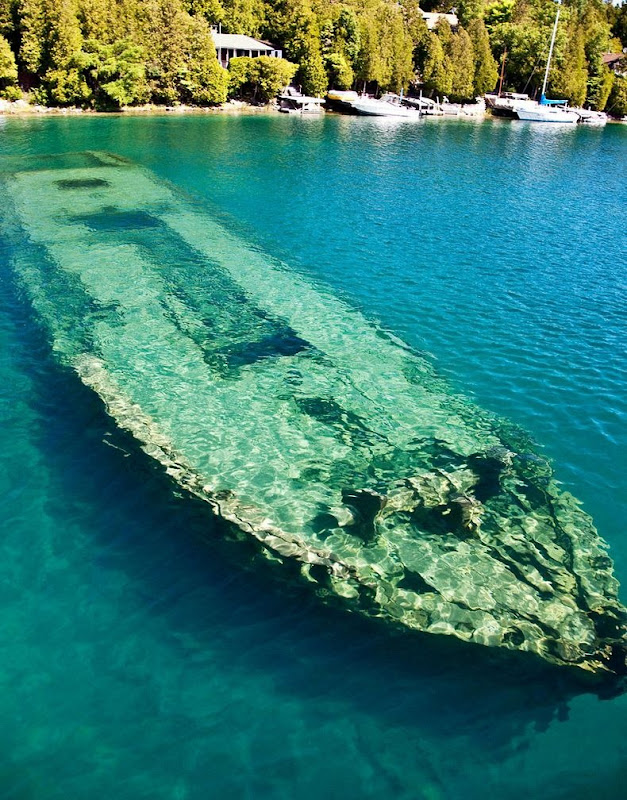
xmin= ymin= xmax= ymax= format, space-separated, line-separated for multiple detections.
xmin=351 ymin=100 xmax=420 ymax=118
xmin=515 ymin=106 xmax=578 ymax=123
xmin=3 ymin=152 xmax=626 ymax=679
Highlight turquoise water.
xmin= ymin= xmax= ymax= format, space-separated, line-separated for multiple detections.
xmin=0 ymin=114 xmax=626 ymax=798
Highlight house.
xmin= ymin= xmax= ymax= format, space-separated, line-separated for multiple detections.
xmin=421 ymin=12 xmax=459 ymax=31
xmin=602 ymin=52 xmax=626 ymax=77
xmin=211 ymin=28 xmax=282 ymax=68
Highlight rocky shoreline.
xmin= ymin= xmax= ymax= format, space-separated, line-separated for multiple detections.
xmin=0 ymin=97 xmax=276 ymax=117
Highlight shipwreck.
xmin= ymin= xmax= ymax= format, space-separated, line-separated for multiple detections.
xmin=3 ymin=151 xmax=626 ymax=679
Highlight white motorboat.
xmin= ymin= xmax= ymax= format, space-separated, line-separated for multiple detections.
xmin=326 ymin=89 xmax=360 ymax=112
xmin=278 ymin=90 xmax=324 ymax=114
xmin=403 ymin=96 xmax=444 ymax=115
xmin=575 ymin=108 xmax=608 ymax=126
xmin=485 ymin=92 xmax=531 ymax=118
xmin=350 ymin=93 xmax=421 ymax=119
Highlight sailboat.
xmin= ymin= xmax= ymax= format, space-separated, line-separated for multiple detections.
xmin=513 ymin=0 xmax=579 ymax=123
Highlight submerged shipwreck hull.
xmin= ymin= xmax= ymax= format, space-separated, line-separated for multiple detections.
xmin=3 ymin=151 xmax=626 ymax=677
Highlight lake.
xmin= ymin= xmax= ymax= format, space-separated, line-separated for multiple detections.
xmin=0 ymin=113 xmax=626 ymax=800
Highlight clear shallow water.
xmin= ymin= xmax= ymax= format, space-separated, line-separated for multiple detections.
xmin=0 ymin=114 xmax=626 ymax=799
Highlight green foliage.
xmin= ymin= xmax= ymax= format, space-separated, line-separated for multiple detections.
xmin=0 ymin=31 xmax=17 ymax=92
xmin=468 ymin=18 xmax=498 ymax=95
xmin=399 ymin=0 xmax=429 ymax=48
xmin=282 ymin=1 xmax=326 ymax=95
xmin=418 ymin=18 xmax=476 ymax=100
xmin=221 ymin=0 xmax=265 ymax=36
xmin=550 ymin=23 xmax=587 ymax=107
xmin=606 ymin=75 xmax=627 ymax=118
xmin=354 ymin=2 xmax=413 ymax=92
xmin=228 ymin=54 xmax=296 ymax=102
xmin=450 ymin=26 xmax=475 ymax=101
xmin=324 ymin=50 xmax=353 ymax=89
xmin=483 ymin=0 xmax=515 ymax=32
xmin=610 ymin=4 xmax=627 ymax=49
xmin=457 ymin=0 xmax=483 ymax=29
xmin=587 ymin=66 xmax=613 ymax=111
xmin=421 ymin=31 xmax=451 ymax=95
xmin=17 ymin=0 xmax=45 ymax=72
xmin=0 ymin=0 xmax=17 ymax=39
xmin=5 ymin=0 xmax=624 ymax=110
xmin=184 ymin=0 xmax=224 ymax=24
xmin=179 ymin=15 xmax=228 ymax=104
xmin=82 ymin=38 xmax=148 ymax=108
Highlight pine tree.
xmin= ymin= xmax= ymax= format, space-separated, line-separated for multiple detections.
xmin=422 ymin=31 xmax=451 ymax=96
xmin=457 ymin=0 xmax=483 ymax=29
xmin=468 ymin=18 xmax=497 ymax=96
xmin=376 ymin=3 xmax=413 ymax=92
xmin=0 ymin=31 xmax=19 ymax=97
xmin=282 ymin=0 xmax=326 ymax=96
xmin=221 ymin=0 xmax=265 ymax=37
xmin=17 ymin=0 xmax=45 ymax=73
xmin=550 ymin=23 xmax=587 ymax=107
xmin=179 ymin=13 xmax=228 ymax=104
xmin=449 ymin=27 xmax=474 ymax=101
xmin=606 ymin=74 xmax=626 ymax=117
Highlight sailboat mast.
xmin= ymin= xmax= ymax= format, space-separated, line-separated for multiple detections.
xmin=541 ymin=0 xmax=561 ymax=101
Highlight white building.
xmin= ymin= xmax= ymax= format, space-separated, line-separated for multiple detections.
xmin=421 ymin=12 xmax=459 ymax=31
xmin=211 ymin=29 xmax=282 ymax=68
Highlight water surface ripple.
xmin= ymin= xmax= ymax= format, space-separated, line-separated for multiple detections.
xmin=0 ymin=115 xmax=626 ymax=800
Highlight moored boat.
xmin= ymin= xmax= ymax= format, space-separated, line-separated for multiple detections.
xmin=511 ymin=0 xmax=578 ymax=124
xmin=575 ymin=108 xmax=608 ymax=125
xmin=278 ymin=92 xmax=325 ymax=114
xmin=350 ymin=93 xmax=421 ymax=119
xmin=485 ymin=92 xmax=531 ymax=118
xmin=514 ymin=103 xmax=579 ymax=123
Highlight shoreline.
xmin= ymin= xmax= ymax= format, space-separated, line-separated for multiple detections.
xmin=0 ymin=98 xmax=278 ymax=117
xmin=1 ymin=98 xmax=625 ymax=123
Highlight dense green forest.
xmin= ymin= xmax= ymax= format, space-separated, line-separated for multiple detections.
xmin=0 ymin=0 xmax=624 ymax=112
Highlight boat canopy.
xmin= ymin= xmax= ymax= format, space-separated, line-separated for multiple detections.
xmin=539 ymin=95 xmax=568 ymax=106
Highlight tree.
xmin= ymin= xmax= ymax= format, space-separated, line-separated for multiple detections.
xmin=610 ymin=3 xmax=627 ymax=49
xmin=178 ymin=13 xmax=228 ymax=104
xmin=457 ymin=0 xmax=483 ymax=29
xmin=17 ymin=0 xmax=45 ymax=73
xmin=376 ymin=2 xmax=413 ymax=92
xmin=606 ymin=74 xmax=627 ymax=118
xmin=324 ymin=50 xmax=353 ymax=89
xmin=550 ymin=23 xmax=587 ymax=107
xmin=138 ymin=0 xmax=189 ymax=103
xmin=449 ymin=26 xmax=475 ymax=100
xmin=282 ymin=0 xmax=326 ymax=95
xmin=0 ymin=0 xmax=17 ymax=40
xmin=228 ymin=54 xmax=296 ymax=102
xmin=221 ymin=0 xmax=265 ymax=37
xmin=468 ymin=18 xmax=498 ymax=95
xmin=0 ymin=31 xmax=19 ymax=97
xmin=82 ymin=37 xmax=149 ymax=108
xmin=38 ymin=0 xmax=91 ymax=106
xmin=184 ymin=0 xmax=224 ymax=24
xmin=581 ymin=3 xmax=614 ymax=109
xmin=421 ymin=31 xmax=451 ymax=96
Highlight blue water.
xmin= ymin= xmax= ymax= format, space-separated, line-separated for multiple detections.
xmin=1 ymin=114 xmax=626 ymax=799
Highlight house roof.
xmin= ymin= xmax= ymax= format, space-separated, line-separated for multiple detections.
xmin=602 ymin=52 xmax=624 ymax=66
xmin=421 ymin=12 xmax=459 ymax=30
xmin=211 ymin=32 xmax=275 ymax=51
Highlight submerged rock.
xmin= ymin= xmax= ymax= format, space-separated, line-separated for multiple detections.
xmin=3 ymin=150 xmax=625 ymax=680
